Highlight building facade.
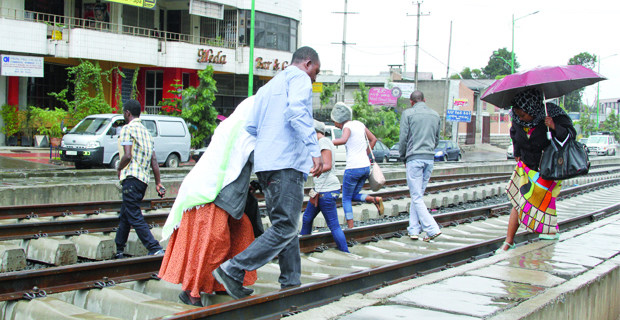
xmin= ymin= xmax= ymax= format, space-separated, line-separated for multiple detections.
xmin=0 ymin=0 xmax=302 ymax=145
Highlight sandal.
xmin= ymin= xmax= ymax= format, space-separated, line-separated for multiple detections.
xmin=179 ymin=291 xmax=204 ymax=307
xmin=423 ymin=232 xmax=441 ymax=242
xmin=495 ymin=241 xmax=516 ymax=254
xmin=373 ymin=197 xmax=384 ymax=215
xmin=539 ymin=233 xmax=560 ymax=240
xmin=409 ymin=234 xmax=419 ymax=240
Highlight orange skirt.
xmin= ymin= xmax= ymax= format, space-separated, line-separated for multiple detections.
xmin=158 ymin=203 xmax=257 ymax=297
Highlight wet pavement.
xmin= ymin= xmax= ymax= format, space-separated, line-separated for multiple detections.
xmin=0 ymin=155 xmax=61 ymax=171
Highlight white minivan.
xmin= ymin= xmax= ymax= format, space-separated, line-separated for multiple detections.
xmin=60 ymin=114 xmax=191 ymax=169
xmin=324 ymin=125 xmax=347 ymax=162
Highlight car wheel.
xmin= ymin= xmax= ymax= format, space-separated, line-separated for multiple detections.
xmin=457 ymin=154 xmax=462 ymax=162
xmin=109 ymin=155 xmax=119 ymax=169
xmin=443 ymin=155 xmax=448 ymax=162
xmin=75 ymin=161 xmax=84 ymax=169
xmin=165 ymin=154 xmax=180 ymax=168
xmin=383 ymin=156 xmax=388 ymax=163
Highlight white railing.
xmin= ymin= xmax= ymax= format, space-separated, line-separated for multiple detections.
xmin=0 ymin=7 xmax=237 ymax=50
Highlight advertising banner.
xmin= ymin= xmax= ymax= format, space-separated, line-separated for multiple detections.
xmin=447 ymin=109 xmax=471 ymax=122
xmin=1 ymin=55 xmax=44 ymax=77
xmin=312 ymin=82 xmax=323 ymax=93
xmin=105 ymin=0 xmax=156 ymax=9
xmin=453 ymin=98 xmax=468 ymax=108
xmin=387 ymin=82 xmax=415 ymax=99
xmin=368 ymin=87 xmax=401 ymax=106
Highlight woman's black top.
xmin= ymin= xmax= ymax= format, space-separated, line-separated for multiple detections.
xmin=510 ymin=114 xmax=577 ymax=172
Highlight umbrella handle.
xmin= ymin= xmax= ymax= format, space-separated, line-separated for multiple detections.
xmin=543 ymin=91 xmax=552 ymax=141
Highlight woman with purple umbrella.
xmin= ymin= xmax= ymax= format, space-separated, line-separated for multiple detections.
xmin=496 ymin=88 xmax=577 ymax=253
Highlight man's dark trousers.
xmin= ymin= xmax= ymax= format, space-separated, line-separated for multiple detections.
xmin=221 ymin=169 xmax=304 ymax=288
xmin=115 ymin=176 xmax=162 ymax=254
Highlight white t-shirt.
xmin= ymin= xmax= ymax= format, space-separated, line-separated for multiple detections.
xmin=344 ymin=120 xmax=371 ymax=169
xmin=313 ymin=137 xmax=341 ymax=192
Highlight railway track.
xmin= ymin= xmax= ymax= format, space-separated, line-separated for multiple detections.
xmin=0 ymin=176 xmax=619 ymax=319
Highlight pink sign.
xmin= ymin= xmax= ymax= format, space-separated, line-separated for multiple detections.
xmin=368 ymin=87 xmax=399 ymax=106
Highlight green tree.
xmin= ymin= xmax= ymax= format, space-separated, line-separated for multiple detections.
xmin=602 ymin=109 xmax=620 ymax=140
xmin=158 ymin=79 xmax=183 ymax=117
xmin=181 ymin=66 xmax=218 ymax=148
xmin=49 ymin=60 xmax=119 ymax=120
xmin=319 ymin=83 xmax=339 ymax=107
xmin=578 ymin=105 xmax=595 ymax=137
xmin=483 ymin=48 xmax=520 ymax=79
xmin=350 ymin=82 xmax=400 ymax=147
xmin=450 ymin=67 xmax=484 ymax=79
xmin=565 ymin=52 xmax=597 ymax=112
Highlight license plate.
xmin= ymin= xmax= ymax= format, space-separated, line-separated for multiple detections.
xmin=66 ymin=150 xmax=77 ymax=156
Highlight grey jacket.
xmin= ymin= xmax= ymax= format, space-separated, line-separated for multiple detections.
xmin=213 ymin=152 xmax=254 ymax=220
xmin=399 ymin=101 xmax=441 ymax=162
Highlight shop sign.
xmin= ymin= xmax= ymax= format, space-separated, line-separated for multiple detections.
xmin=453 ymin=99 xmax=468 ymax=108
xmin=386 ymin=82 xmax=415 ymax=99
xmin=104 ymin=0 xmax=156 ymax=9
xmin=368 ymin=87 xmax=400 ymax=106
xmin=1 ymin=55 xmax=44 ymax=77
xmin=312 ymin=82 xmax=323 ymax=93
xmin=447 ymin=109 xmax=471 ymax=122
xmin=255 ymin=57 xmax=288 ymax=71
xmin=197 ymin=49 xmax=227 ymax=64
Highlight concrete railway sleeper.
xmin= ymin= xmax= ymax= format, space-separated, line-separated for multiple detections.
xmin=0 ymin=179 xmax=619 ymax=319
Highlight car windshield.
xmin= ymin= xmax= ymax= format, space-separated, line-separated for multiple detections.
xmin=588 ymin=136 xmax=608 ymax=144
xmin=436 ymin=141 xmax=447 ymax=149
xmin=69 ymin=118 xmax=111 ymax=135
xmin=391 ymin=144 xmax=399 ymax=150
xmin=579 ymin=138 xmax=588 ymax=143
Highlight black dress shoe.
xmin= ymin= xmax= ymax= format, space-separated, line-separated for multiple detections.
xmin=114 ymin=252 xmax=124 ymax=259
xmin=179 ymin=291 xmax=203 ymax=307
xmin=212 ymin=267 xmax=249 ymax=300
xmin=241 ymin=287 xmax=254 ymax=295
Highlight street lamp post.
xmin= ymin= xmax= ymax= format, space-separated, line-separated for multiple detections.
xmin=596 ymin=53 xmax=618 ymax=128
xmin=511 ymin=11 xmax=539 ymax=74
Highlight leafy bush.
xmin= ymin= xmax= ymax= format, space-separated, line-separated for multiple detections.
xmin=0 ymin=104 xmax=19 ymax=136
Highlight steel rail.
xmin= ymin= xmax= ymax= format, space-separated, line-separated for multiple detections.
xmin=0 ymin=175 xmax=510 ymax=241
xmin=0 ymin=179 xmax=617 ymax=306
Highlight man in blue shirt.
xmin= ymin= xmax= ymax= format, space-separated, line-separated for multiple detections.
xmin=213 ymin=47 xmax=323 ymax=299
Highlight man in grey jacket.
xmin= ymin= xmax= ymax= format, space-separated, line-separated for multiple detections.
xmin=399 ymin=91 xmax=442 ymax=242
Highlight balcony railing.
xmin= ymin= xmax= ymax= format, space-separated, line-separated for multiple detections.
xmin=0 ymin=7 xmax=237 ymax=51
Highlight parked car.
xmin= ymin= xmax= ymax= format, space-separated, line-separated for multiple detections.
xmin=506 ymin=143 xmax=514 ymax=159
xmin=60 ymin=114 xmax=191 ymax=169
xmin=586 ymin=134 xmax=617 ymax=156
xmin=388 ymin=143 xmax=403 ymax=161
xmin=324 ymin=125 xmax=347 ymax=162
xmin=191 ymin=147 xmax=207 ymax=162
xmin=434 ymin=140 xmax=461 ymax=161
xmin=368 ymin=140 xmax=390 ymax=163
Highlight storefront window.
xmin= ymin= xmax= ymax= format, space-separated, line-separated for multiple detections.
xmin=145 ymin=71 xmax=163 ymax=114
xmin=27 ymin=63 xmax=71 ymax=110
xmin=241 ymin=10 xmax=298 ymax=52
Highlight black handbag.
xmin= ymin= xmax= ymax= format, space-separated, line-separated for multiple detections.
xmin=539 ymin=135 xmax=590 ymax=180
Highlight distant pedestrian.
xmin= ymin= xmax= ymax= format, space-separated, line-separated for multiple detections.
xmin=332 ymin=102 xmax=384 ymax=229
xmin=497 ymin=88 xmax=576 ymax=253
xmin=399 ymin=91 xmax=442 ymax=242
xmin=115 ymin=99 xmax=165 ymax=258
xmin=212 ymin=46 xmax=323 ymax=300
xmin=300 ymin=120 xmax=350 ymax=253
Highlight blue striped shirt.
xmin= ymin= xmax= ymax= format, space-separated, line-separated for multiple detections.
xmin=246 ymin=66 xmax=320 ymax=174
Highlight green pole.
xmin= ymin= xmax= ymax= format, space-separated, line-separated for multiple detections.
xmin=596 ymin=54 xmax=600 ymax=129
xmin=248 ymin=0 xmax=255 ymax=97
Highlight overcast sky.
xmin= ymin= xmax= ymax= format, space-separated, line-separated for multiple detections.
xmin=300 ymin=0 xmax=620 ymax=105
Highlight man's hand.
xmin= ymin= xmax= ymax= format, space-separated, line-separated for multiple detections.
xmin=515 ymin=156 xmax=521 ymax=163
xmin=310 ymin=156 xmax=324 ymax=178
xmin=117 ymin=169 xmax=121 ymax=179
xmin=156 ymin=183 xmax=166 ymax=198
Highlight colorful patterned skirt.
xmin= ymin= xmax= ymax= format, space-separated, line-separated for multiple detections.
xmin=158 ymin=203 xmax=257 ymax=298
xmin=506 ymin=161 xmax=561 ymax=234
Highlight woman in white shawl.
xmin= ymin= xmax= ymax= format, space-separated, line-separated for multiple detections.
xmin=158 ymin=96 xmax=258 ymax=307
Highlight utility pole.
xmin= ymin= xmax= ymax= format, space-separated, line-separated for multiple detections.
xmin=444 ymin=21 xmax=453 ymax=141
xmin=407 ymin=2 xmax=429 ymax=89
xmin=332 ymin=1 xmax=357 ymax=102
xmin=403 ymin=41 xmax=407 ymax=77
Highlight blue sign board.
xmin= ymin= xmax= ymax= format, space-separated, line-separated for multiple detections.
xmin=447 ymin=109 xmax=471 ymax=122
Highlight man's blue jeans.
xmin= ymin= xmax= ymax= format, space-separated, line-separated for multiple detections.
xmin=300 ymin=190 xmax=350 ymax=253
xmin=406 ymin=159 xmax=440 ymax=237
xmin=221 ymin=169 xmax=304 ymax=288
xmin=342 ymin=166 xmax=370 ymax=220
xmin=115 ymin=177 xmax=162 ymax=254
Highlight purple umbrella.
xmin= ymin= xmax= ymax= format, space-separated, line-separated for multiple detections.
xmin=481 ymin=65 xmax=606 ymax=109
